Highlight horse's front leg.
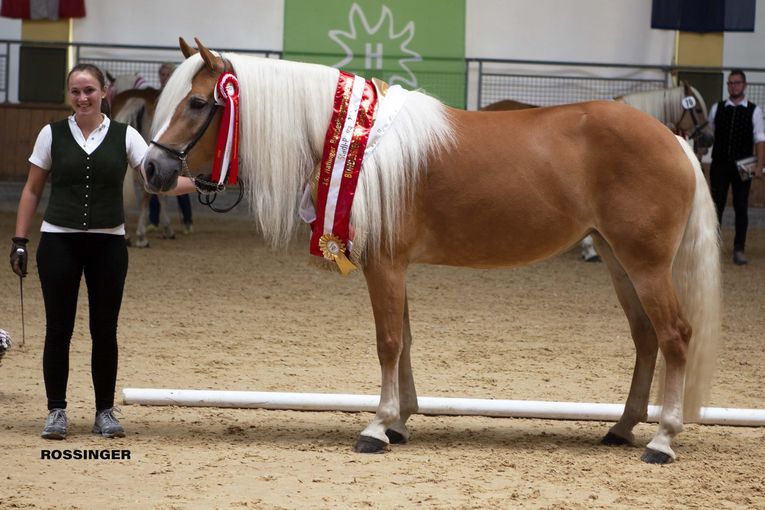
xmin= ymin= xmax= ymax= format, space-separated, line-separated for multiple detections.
xmin=385 ymin=293 xmax=418 ymax=444
xmin=354 ymin=260 xmax=408 ymax=453
xmin=157 ymin=195 xmax=176 ymax=239
xmin=135 ymin=191 xmax=150 ymax=248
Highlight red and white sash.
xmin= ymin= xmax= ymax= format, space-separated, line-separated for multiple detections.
xmin=309 ymin=71 xmax=378 ymax=274
xmin=212 ymin=72 xmax=240 ymax=186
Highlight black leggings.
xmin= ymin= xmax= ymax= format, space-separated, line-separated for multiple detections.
xmin=710 ymin=161 xmax=752 ymax=251
xmin=36 ymin=233 xmax=128 ymax=412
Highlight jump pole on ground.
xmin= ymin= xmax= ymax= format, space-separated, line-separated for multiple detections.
xmin=122 ymin=388 xmax=765 ymax=427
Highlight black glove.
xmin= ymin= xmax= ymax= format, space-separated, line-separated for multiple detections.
xmin=10 ymin=237 xmax=28 ymax=277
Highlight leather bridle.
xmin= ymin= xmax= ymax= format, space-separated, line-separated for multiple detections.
xmin=148 ymin=59 xmax=244 ymax=212
xmin=675 ymin=95 xmax=712 ymax=147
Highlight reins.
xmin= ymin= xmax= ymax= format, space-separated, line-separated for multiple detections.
xmin=148 ymin=59 xmax=244 ymax=213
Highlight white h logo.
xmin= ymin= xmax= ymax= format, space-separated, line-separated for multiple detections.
xmin=365 ymin=42 xmax=383 ymax=69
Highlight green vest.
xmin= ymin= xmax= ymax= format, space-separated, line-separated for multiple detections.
xmin=44 ymin=119 xmax=128 ymax=230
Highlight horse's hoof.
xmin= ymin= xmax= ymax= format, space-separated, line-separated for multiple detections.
xmin=353 ymin=435 xmax=388 ymax=454
xmin=640 ymin=448 xmax=674 ymax=464
xmin=601 ymin=432 xmax=631 ymax=446
xmin=585 ymin=255 xmax=601 ymax=263
xmin=385 ymin=429 xmax=407 ymax=444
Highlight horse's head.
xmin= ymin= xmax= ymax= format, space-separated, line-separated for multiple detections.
xmin=676 ymin=82 xmax=714 ymax=150
xmin=142 ymin=38 xmax=224 ymax=192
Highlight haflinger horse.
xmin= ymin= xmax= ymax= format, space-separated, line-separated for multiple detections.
xmin=481 ymin=83 xmax=714 ymax=263
xmin=143 ymin=38 xmax=721 ymax=464
xmin=111 ymin=84 xmax=176 ymax=247
xmin=480 ymin=99 xmax=601 ymax=262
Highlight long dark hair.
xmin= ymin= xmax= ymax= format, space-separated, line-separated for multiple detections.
xmin=67 ymin=63 xmax=110 ymax=116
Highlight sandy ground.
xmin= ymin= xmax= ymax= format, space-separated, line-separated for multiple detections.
xmin=0 ymin=209 xmax=763 ymax=509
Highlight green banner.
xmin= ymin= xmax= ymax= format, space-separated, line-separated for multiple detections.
xmin=284 ymin=0 xmax=466 ymax=108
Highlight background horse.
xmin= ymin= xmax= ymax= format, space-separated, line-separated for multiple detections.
xmin=109 ymin=78 xmax=175 ymax=247
xmin=483 ymin=82 xmax=713 ymax=151
xmin=615 ymin=82 xmax=714 ymax=155
xmin=143 ymin=38 xmax=721 ymax=465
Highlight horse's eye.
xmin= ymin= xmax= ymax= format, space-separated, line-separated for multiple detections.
xmin=189 ymin=97 xmax=208 ymax=110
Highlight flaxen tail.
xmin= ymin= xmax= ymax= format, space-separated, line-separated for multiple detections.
xmin=670 ymin=138 xmax=722 ymax=421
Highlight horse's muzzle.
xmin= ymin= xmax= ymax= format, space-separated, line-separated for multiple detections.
xmin=142 ymin=147 xmax=181 ymax=192
xmin=695 ymin=131 xmax=714 ymax=149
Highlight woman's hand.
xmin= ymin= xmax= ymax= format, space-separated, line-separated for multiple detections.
xmin=10 ymin=237 xmax=29 ymax=277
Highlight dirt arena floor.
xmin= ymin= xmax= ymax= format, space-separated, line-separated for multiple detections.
xmin=0 ymin=209 xmax=763 ymax=509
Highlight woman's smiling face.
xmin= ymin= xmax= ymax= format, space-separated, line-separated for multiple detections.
xmin=68 ymin=70 xmax=105 ymax=116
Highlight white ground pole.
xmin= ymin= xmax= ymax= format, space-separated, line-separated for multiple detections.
xmin=122 ymin=389 xmax=765 ymax=426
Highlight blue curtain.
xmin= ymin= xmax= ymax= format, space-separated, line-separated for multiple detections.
xmin=651 ymin=0 xmax=755 ymax=32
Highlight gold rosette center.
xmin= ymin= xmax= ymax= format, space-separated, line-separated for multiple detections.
xmin=318 ymin=234 xmax=357 ymax=275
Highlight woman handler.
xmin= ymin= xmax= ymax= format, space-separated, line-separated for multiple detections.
xmin=9 ymin=64 xmax=193 ymax=439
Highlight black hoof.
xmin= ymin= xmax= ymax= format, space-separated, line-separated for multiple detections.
xmin=585 ymin=255 xmax=602 ymax=263
xmin=641 ymin=448 xmax=673 ymax=464
xmin=601 ymin=432 xmax=631 ymax=446
xmin=353 ymin=435 xmax=388 ymax=454
xmin=385 ymin=429 xmax=407 ymax=444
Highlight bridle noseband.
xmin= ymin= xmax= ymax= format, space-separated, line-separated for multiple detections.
xmin=149 ymin=101 xmax=221 ymax=163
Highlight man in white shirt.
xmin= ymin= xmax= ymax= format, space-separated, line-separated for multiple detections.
xmin=707 ymin=69 xmax=765 ymax=265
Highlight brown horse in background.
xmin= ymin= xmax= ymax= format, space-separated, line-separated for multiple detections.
xmin=142 ymin=38 xmax=721 ymax=465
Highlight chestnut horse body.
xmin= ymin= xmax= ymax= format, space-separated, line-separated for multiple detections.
xmin=143 ymin=39 xmax=721 ymax=464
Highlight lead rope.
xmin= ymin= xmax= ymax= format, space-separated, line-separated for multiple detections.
xmin=178 ymin=157 xmax=244 ymax=213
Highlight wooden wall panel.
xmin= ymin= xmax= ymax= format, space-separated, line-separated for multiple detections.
xmin=0 ymin=104 xmax=70 ymax=181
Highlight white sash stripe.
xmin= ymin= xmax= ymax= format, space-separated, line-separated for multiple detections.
xmin=323 ymin=75 xmax=366 ymax=235
xmin=364 ymin=84 xmax=408 ymax=159
xmin=218 ymin=96 xmax=236 ymax=186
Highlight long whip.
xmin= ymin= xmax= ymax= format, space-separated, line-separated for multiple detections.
xmin=18 ymin=274 xmax=25 ymax=348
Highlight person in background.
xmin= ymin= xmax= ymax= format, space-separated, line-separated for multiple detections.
xmin=148 ymin=62 xmax=194 ymax=235
xmin=708 ymin=69 xmax=765 ymax=265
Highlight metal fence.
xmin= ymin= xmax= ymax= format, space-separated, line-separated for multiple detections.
xmin=1 ymin=39 xmax=764 ymax=115
xmin=468 ymin=58 xmax=672 ymax=108
xmin=0 ymin=40 xmax=280 ymax=102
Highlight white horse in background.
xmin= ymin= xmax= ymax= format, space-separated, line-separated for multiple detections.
xmin=109 ymin=75 xmax=175 ymax=247
xmin=615 ymin=82 xmax=714 ymax=156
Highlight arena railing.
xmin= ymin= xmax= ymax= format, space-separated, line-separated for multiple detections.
xmin=1 ymin=39 xmax=763 ymax=117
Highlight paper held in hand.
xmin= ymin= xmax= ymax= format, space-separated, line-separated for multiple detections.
xmin=736 ymin=156 xmax=758 ymax=181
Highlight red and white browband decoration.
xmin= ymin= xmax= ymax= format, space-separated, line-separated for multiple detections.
xmin=212 ymin=72 xmax=240 ymax=186
xmin=309 ymin=71 xmax=378 ymax=275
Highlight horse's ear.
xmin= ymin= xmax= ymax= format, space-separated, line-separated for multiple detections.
xmin=179 ymin=37 xmax=198 ymax=59
xmin=194 ymin=37 xmax=220 ymax=73
xmin=106 ymin=71 xmax=115 ymax=83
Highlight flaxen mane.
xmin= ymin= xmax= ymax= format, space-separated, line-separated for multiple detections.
xmin=153 ymin=53 xmax=454 ymax=255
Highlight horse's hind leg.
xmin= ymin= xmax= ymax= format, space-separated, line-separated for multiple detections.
xmin=355 ymin=260 xmax=409 ymax=453
xmin=592 ymin=234 xmax=658 ymax=446
xmin=385 ymin=293 xmax=418 ymax=444
xmin=600 ymin=236 xmax=692 ymax=464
